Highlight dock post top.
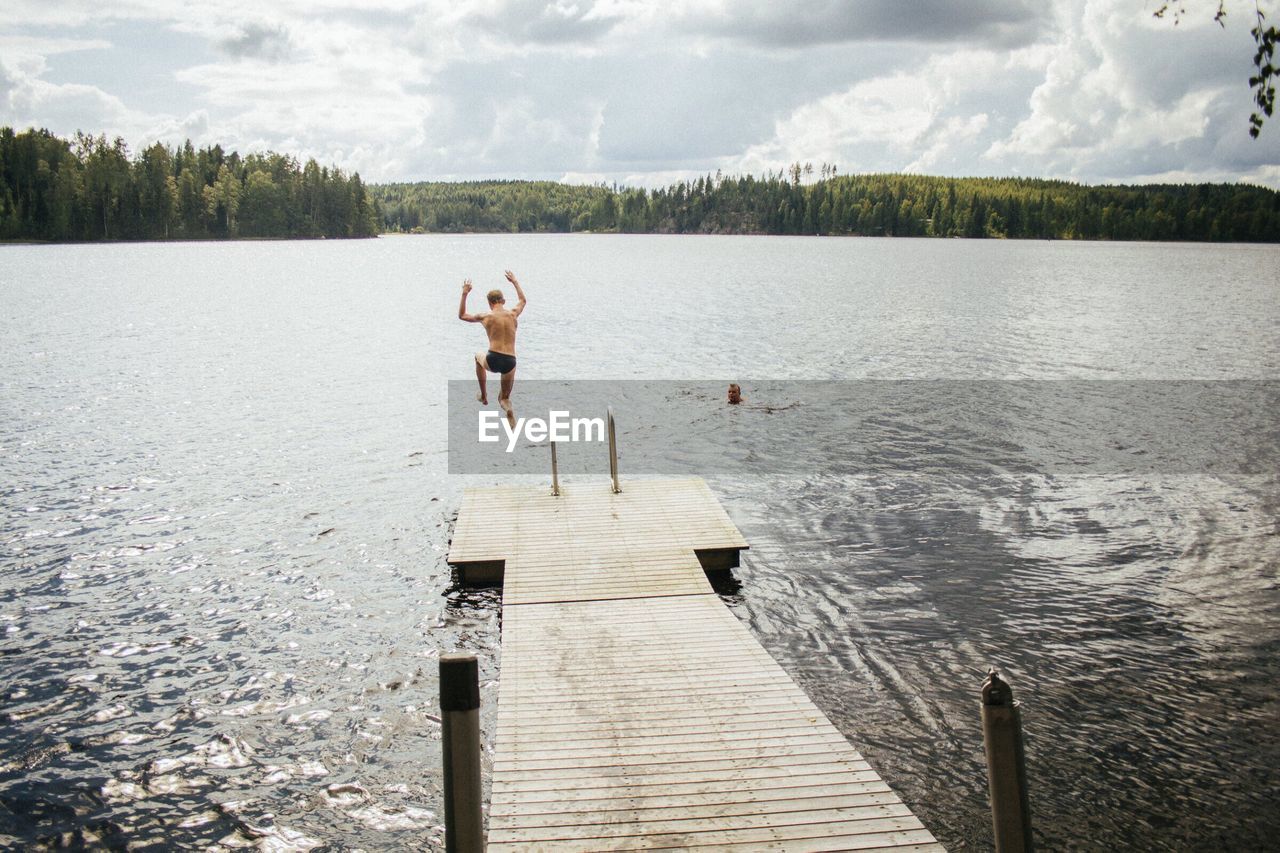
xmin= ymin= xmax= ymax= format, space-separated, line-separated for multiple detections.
xmin=982 ymin=667 xmax=1015 ymax=706
xmin=439 ymin=653 xmax=480 ymax=712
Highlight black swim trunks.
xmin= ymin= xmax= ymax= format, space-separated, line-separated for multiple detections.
xmin=486 ymin=350 xmax=517 ymax=375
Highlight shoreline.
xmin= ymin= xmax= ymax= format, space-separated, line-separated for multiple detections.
xmin=7 ymin=231 xmax=1280 ymax=246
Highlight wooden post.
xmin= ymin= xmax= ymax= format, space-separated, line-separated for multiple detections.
xmin=440 ymin=653 xmax=483 ymax=853
xmin=982 ymin=668 xmax=1033 ymax=852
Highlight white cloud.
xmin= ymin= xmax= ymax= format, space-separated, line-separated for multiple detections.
xmin=0 ymin=56 xmax=156 ymax=144
xmin=731 ymin=48 xmax=1013 ymax=177
xmin=736 ymin=74 xmax=935 ymax=174
xmin=0 ymin=0 xmax=161 ymax=28
xmin=906 ymin=114 xmax=991 ymax=174
xmin=0 ymin=35 xmax=112 ymax=69
xmin=560 ymin=167 xmax=708 ymax=188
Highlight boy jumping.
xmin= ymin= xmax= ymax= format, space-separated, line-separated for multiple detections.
xmin=459 ymin=270 xmax=525 ymax=427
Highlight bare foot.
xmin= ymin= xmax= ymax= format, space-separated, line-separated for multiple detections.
xmin=476 ymin=391 xmax=488 ymax=406
xmin=499 ymin=397 xmax=514 ymax=428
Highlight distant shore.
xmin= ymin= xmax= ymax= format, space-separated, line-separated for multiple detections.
xmin=0 ymin=234 xmax=375 ymax=247
xmin=1 ymin=127 xmax=378 ymax=244
xmin=371 ymin=174 xmax=1280 ymax=243
xmin=5 ymin=126 xmax=1277 ymax=245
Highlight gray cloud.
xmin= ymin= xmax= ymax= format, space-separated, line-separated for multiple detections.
xmin=405 ymin=58 xmax=600 ymax=177
xmin=1106 ymin=17 xmax=1255 ymax=108
xmin=595 ymin=43 xmax=910 ymax=165
xmin=977 ymin=4 xmax=1280 ymax=185
xmin=217 ymin=22 xmax=291 ymax=62
xmin=690 ymin=0 xmax=1047 ymax=49
xmin=420 ymin=41 xmax=912 ymax=176
xmin=471 ymin=0 xmax=623 ymax=46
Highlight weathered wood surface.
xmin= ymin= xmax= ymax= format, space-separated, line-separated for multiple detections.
xmin=449 ymin=478 xmax=744 ymax=604
xmin=447 ymin=477 xmax=942 ymax=851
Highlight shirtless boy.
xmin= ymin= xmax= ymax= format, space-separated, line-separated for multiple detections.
xmin=459 ymin=270 xmax=525 ymax=427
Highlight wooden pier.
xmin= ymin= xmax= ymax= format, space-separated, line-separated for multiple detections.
xmin=447 ymin=476 xmax=942 ymax=851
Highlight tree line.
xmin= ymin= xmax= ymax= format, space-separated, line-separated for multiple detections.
xmin=5 ymin=126 xmax=1277 ymax=244
xmin=374 ymin=168 xmax=1280 ymax=242
xmin=0 ymin=127 xmax=379 ymax=242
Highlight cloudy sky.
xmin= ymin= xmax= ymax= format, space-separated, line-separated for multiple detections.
xmin=3 ymin=0 xmax=1278 ymax=187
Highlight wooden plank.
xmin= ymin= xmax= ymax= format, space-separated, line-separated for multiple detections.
xmin=511 ymin=836 xmax=945 ymax=853
xmin=496 ymin=686 xmax=825 ymax=706
xmin=491 ymin=769 xmax=889 ymax=799
xmin=497 ymin=646 xmax=776 ymax=667
xmin=487 ymin=804 xmax=917 ymax=844
xmin=497 ymin=675 xmax=803 ymax=692
xmin=494 ymin=733 xmax=858 ymax=759
xmin=492 ymin=736 xmax=857 ymax=769
xmin=495 ymin=717 xmax=839 ymax=745
xmin=488 ymin=742 xmax=860 ymax=768
xmin=496 ymin=669 xmax=794 ymax=689
xmin=490 ymin=780 xmax=895 ymax=814
xmin=488 ymin=815 xmax=928 ymax=848
xmin=488 ymin=753 xmax=878 ymax=786
xmin=497 ymin=662 xmax=801 ymax=683
xmin=496 ymin=683 xmax=809 ymax=701
xmin=494 ymin=791 xmax=906 ymax=827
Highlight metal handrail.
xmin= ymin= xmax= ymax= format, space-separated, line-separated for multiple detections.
xmin=550 ymin=440 xmax=561 ymax=496
xmin=607 ymin=407 xmax=620 ymax=493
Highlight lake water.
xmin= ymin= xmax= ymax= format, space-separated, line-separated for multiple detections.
xmin=1 ymin=235 xmax=1277 ymax=850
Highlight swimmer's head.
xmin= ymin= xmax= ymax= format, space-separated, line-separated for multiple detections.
xmin=487 ymin=289 xmax=505 ymax=305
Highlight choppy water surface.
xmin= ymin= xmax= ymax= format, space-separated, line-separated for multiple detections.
xmin=1 ymin=235 xmax=1277 ymax=849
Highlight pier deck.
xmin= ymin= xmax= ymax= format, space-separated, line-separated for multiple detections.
xmin=447 ymin=477 xmax=942 ymax=851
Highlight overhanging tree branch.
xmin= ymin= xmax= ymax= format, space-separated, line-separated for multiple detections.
xmin=1153 ymin=1 xmax=1276 ymax=137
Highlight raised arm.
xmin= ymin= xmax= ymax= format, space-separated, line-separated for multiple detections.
xmin=458 ymin=279 xmax=482 ymax=322
xmin=505 ymin=270 xmax=526 ymax=316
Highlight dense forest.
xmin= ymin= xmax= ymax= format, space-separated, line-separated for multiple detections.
xmin=5 ymin=126 xmax=1278 ymax=243
xmin=374 ymin=168 xmax=1280 ymax=242
xmin=0 ymin=127 xmax=379 ymax=242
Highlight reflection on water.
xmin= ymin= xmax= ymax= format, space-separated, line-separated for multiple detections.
xmin=1 ymin=236 xmax=1278 ymax=849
